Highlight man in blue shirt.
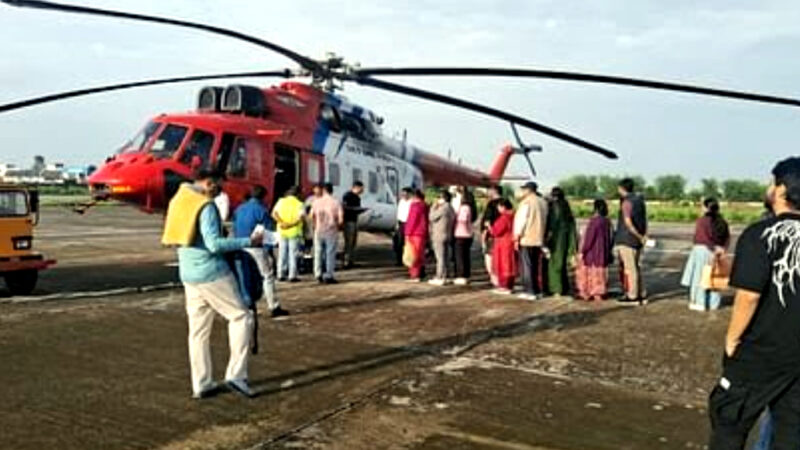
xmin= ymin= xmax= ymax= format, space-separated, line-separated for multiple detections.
xmin=174 ymin=171 xmax=261 ymax=399
xmin=232 ymin=185 xmax=288 ymax=318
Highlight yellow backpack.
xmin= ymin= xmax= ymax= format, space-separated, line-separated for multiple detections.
xmin=161 ymin=183 xmax=211 ymax=247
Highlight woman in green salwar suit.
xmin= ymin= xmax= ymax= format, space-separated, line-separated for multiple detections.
xmin=546 ymin=187 xmax=578 ymax=296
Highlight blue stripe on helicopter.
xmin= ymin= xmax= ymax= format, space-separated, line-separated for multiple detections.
xmin=312 ymin=94 xmax=343 ymax=154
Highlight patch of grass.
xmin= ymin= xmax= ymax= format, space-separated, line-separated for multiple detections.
xmin=571 ymin=201 xmax=763 ymax=225
xmin=35 ymin=185 xmax=90 ymax=196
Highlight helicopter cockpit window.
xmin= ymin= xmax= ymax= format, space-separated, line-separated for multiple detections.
xmin=150 ymin=124 xmax=188 ymax=159
xmin=180 ymin=129 xmax=215 ymax=170
xmin=227 ymin=139 xmax=248 ymax=179
xmin=119 ymin=121 xmax=160 ymax=154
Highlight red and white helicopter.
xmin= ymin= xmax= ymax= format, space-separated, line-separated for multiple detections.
xmin=2 ymin=0 xmax=799 ymax=232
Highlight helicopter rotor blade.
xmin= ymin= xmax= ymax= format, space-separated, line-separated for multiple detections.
xmin=0 ymin=70 xmax=292 ymax=114
xmin=353 ymin=76 xmax=618 ymax=159
xmin=355 ymin=67 xmax=800 ymax=109
xmin=1 ymin=0 xmax=320 ymax=71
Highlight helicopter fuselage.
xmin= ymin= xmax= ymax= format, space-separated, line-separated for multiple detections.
xmin=87 ymin=81 xmax=507 ymax=231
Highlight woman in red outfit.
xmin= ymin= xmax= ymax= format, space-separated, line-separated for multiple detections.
xmin=489 ymin=199 xmax=517 ymax=294
xmin=404 ymin=190 xmax=429 ymax=281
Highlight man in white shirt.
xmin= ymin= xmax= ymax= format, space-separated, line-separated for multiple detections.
xmin=394 ymin=187 xmax=413 ymax=266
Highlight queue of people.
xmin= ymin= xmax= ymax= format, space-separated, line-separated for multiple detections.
xmin=396 ymin=179 xmax=640 ymax=303
xmin=394 ymin=181 xmax=628 ymax=300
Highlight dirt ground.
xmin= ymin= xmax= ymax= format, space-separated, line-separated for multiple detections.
xmin=0 ymin=206 xmax=747 ymax=449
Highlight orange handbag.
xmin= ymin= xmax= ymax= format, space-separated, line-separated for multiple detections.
xmin=701 ymin=255 xmax=731 ymax=291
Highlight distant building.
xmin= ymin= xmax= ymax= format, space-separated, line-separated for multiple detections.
xmin=0 ymin=161 xmax=95 ymax=185
xmin=0 ymin=163 xmax=18 ymax=182
xmin=39 ymin=163 xmax=65 ymax=185
xmin=1 ymin=167 xmax=36 ymax=184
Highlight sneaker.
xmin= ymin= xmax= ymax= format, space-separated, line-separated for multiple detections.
xmin=492 ymin=288 xmax=513 ymax=295
xmin=271 ymin=307 xmax=290 ymax=318
xmin=616 ymin=297 xmax=640 ymax=306
xmin=323 ymin=278 xmax=339 ymax=285
xmin=517 ymin=293 xmax=538 ymax=301
xmin=428 ymin=278 xmax=446 ymax=286
xmin=406 ymin=278 xmax=422 ymax=283
xmin=278 ymin=277 xmax=288 ymax=282
xmin=192 ymin=382 xmax=222 ymax=400
xmin=317 ymin=277 xmax=324 ymax=284
xmin=289 ymin=278 xmax=301 ymax=283
xmin=453 ymin=278 xmax=469 ymax=286
xmin=689 ymin=303 xmax=706 ymax=312
xmin=226 ymin=379 xmax=255 ymax=399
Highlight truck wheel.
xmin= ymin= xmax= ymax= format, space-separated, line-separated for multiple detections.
xmin=4 ymin=270 xmax=38 ymax=296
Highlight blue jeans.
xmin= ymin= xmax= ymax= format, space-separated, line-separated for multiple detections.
xmin=314 ymin=234 xmax=338 ymax=280
xmin=278 ymin=236 xmax=300 ymax=280
xmin=755 ymin=410 xmax=773 ymax=450
xmin=681 ymin=245 xmax=722 ymax=310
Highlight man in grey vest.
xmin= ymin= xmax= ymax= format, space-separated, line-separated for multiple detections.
xmin=614 ymin=178 xmax=648 ymax=305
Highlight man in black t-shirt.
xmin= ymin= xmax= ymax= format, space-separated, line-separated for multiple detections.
xmin=342 ymin=181 xmax=365 ymax=268
xmin=709 ymin=157 xmax=800 ymax=450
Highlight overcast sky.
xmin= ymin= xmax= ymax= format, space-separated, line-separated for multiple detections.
xmin=1 ymin=0 xmax=798 ymax=186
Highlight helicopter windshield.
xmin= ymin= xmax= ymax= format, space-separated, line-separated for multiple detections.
xmin=149 ymin=124 xmax=189 ymax=159
xmin=118 ymin=121 xmax=160 ymax=155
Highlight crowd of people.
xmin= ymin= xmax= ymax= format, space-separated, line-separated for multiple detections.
xmin=161 ymin=157 xmax=800 ymax=450
xmin=161 ymin=174 xmax=364 ymax=398
xmin=394 ymin=178 xmax=649 ymax=306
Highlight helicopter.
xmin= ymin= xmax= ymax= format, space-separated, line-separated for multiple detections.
xmin=2 ymin=0 xmax=800 ymax=232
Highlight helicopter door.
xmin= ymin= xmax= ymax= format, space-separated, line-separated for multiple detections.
xmin=220 ymin=136 xmax=263 ymax=206
xmin=273 ymin=143 xmax=300 ymax=198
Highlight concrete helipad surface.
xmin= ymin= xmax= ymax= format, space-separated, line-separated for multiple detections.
xmin=0 ymin=206 xmax=742 ymax=449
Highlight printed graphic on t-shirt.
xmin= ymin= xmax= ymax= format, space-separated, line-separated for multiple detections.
xmin=763 ymin=220 xmax=800 ymax=306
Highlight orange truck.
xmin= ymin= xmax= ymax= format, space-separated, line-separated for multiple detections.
xmin=0 ymin=185 xmax=55 ymax=295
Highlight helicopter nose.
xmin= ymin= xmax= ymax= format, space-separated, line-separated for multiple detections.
xmin=88 ymin=157 xmax=155 ymax=204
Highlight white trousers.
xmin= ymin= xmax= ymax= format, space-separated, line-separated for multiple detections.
xmin=243 ymin=247 xmax=280 ymax=311
xmin=184 ymin=274 xmax=254 ymax=395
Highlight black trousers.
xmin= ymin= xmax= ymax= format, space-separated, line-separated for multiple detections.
xmin=520 ymin=246 xmax=546 ymax=295
xmin=393 ymin=222 xmax=405 ymax=265
xmin=343 ymin=221 xmax=358 ymax=266
xmin=454 ymin=237 xmax=473 ymax=279
xmin=709 ymin=361 xmax=800 ymax=450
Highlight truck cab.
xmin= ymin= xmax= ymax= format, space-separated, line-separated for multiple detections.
xmin=0 ymin=186 xmax=55 ymax=295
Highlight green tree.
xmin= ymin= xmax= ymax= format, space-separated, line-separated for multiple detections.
xmin=559 ymin=175 xmax=597 ymax=199
xmin=686 ymin=189 xmax=703 ymax=202
xmin=722 ymin=180 xmax=766 ymax=202
xmin=701 ymin=178 xmax=721 ymax=199
xmin=630 ymin=176 xmax=648 ymax=194
xmin=654 ymin=175 xmax=686 ymax=201
xmin=597 ymin=175 xmax=620 ymax=198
